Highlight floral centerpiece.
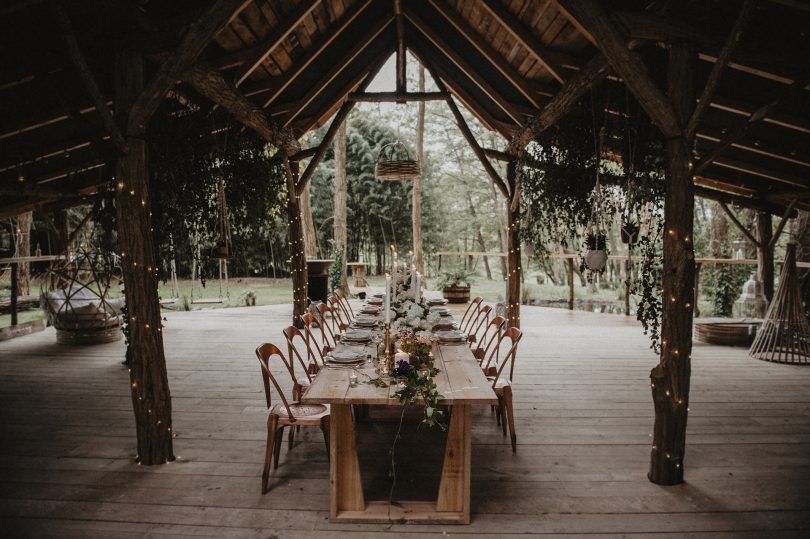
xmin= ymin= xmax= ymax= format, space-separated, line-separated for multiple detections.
xmin=388 ymin=270 xmax=439 ymax=333
xmin=369 ymin=329 xmax=445 ymax=429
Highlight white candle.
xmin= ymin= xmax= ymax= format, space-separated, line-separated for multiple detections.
xmin=410 ymin=264 xmax=416 ymax=293
xmin=415 ymin=272 xmax=421 ymax=303
xmin=385 ymin=273 xmax=391 ymax=325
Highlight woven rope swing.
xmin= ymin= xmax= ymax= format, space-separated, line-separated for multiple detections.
xmin=749 ymin=243 xmax=810 ymax=364
xmin=375 ymin=140 xmax=420 ymax=181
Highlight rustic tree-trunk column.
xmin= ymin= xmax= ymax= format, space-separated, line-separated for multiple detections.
xmin=756 ymin=211 xmax=774 ymax=303
xmin=15 ymin=211 xmax=32 ymax=296
xmin=285 ymin=158 xmax=309 ymax=328
xmin=115 ymin=50 xmax=174 ymax=465
xmin=506 ymin=161 xmax=521 ymax=328
xmin=300 ymin=181 xmax=318 ymax=258
xmin=413 ymin=65 xmax=425 ymax=275
xmin=333 ymin=119 xmax=349 ymax=294
xmin=649 ymin=43 xmax=695 ymax=485
xmin=53 ymin=209 xmax=69 ymax=254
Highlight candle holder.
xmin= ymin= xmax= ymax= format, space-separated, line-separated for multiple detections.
xmin=379 ymin=323 xmax=394 ymax=376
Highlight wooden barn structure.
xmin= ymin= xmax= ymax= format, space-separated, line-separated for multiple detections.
xmin=2 ymin=0 xmax=809 ymax=495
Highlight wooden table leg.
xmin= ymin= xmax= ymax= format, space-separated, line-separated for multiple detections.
xmin=436 ymin=404 xmax=472 ymax=523
xmin=330 ymin=403 xmax=364 ymax=518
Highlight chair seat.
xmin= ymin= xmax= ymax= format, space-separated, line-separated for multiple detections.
xmin=270 ymin=402 xmax=329 ymax=419
xmin=487 ymin=376 xmax=511 ymax=390
xmin=297 ymin=375 xmax=312 ymax=387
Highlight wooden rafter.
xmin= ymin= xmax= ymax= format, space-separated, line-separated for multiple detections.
xmin=182 ymin=62 xmax=301 ymax=154
xmin=696 ymin=129 xmax=810 ymax=170
xmin=479 ymin=0 xmax=567 ymax=84
xmin=712 ymin=156 xmax=810 ymax=189
xmin=719 ymin=201 xmax=760 ymax=246
xmin=281 ymin=16 xmax=394 ymax=127
xmin=51 ymin=4 xmax=129 ymax=155
xmin=290 ymin=41 xmax=393 ymax=136
xmin=128 ymin=0 xmax=251 ymax=135
xmin=770 ymin=199 xmax=798 ymax=250
xmin=406 ymin=41 xmax=506 ymax=136
xmin=296 ymin=101 xmax=354 ymax=195
xmin=695 ymin=74 xmax=810 ymax=175
xmin=395 ymin=0 xmax=406 ymax=95
xmin=506 ymin=54 xmax=610 ymax=154
xmin=428 ymin=0 xmax=544 ymax=108
xmin=347 ymin=91 xmax=450 ymax=102
xmin=696 ymin=185 xmax=797 ymax=216
xmin=554 ymin=0 xmax=681 ymax=139
xmin=232 ymin=0 xmax=320 ymax=87
xmin=260 ymin=0 xmax=374 ymax=109
xmin=403 ymin=6 xmax=525 ymax=126
xmin=686 ymin=0 xmax=754 ymax=139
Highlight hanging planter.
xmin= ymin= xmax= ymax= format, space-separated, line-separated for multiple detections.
xmin=375 ymin=140 xmax=420 ymax=181
xmin=620 ymin=221 xmax=639 ymax=244
xmin=584 ymin=233 xmax=608 ymax=271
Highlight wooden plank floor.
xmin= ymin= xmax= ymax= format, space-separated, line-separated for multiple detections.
xmin=1 ymin=303 xmax=809 ymax=537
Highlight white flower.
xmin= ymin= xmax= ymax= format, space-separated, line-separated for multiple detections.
xmin=427 ymin=311 xmax=440 ymax=323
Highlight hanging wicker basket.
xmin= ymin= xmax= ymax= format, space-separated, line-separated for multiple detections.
xmin=375 ymin=140 xmax=420 ymax=181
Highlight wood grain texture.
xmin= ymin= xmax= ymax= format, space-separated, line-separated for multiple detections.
xmin=2 ymin=303 xmax=810 ymax=535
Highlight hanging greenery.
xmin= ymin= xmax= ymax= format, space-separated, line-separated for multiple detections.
xmin=519 ymin=88 xmax=667 ymax=350
xmin=147 ymin=104 xmax=287 ymax=284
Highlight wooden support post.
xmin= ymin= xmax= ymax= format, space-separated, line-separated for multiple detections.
xmin=413 ymin=65 xmax=425 ymax=274
xmin=649 ymin=42 xmax=695 ymax=486
xmin=506 ymin=162 xmax=521 ymax=328
xmin=394 ymin=0 xmax=406 ymax=97
xmin=567 ymin=257 xmax=574 ymax=310
xmin=285 ymin=158 xmax=308 ymax=328
xmin=756 ymin=211 xmax=774 ymax=303
xmin=693 ymin=263 xmax=702 ymax=318
xmin=10 ymin=263 xmax=18 ymax=327
xmin=115 ymin=49 xmax=174 ymax=465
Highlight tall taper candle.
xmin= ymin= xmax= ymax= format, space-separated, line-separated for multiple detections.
xmin=384 ymin=273 xmax=391 ymax=325
xmin=415 ymin=272 xmax=421 ymax=303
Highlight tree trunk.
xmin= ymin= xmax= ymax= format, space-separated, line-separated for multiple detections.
xmin=466 ymin=193 xmax=492 ymax=280
xmin=506 ymin=162 xmax=520 ymax=328
xmin=300 ymin=181 xmax=318 ymax=258
xmin=285 ymin=159 xmax=309 ymax=328
xmin=649 ymin=43 xmax=695 ymax=486
xmin=333 ymin=118 xmax=349 ymax=294
xmin=413 ymin=65 xmax=425 ymax=275
xmin=487 ymin=173 xmax=509 ymax=279
xmin=15 ymin=212 xmax=32 ymax=296
xmin=756 ymin=211 xmax=774 ymax=303
xmin=52 ymin=209 xmax=69 ymax=254
xmin=115 ymin=49 xmax=174 ymax=465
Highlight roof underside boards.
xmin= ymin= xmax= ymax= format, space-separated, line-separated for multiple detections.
xmin=1 ymin=0 xmax=809 ymax=219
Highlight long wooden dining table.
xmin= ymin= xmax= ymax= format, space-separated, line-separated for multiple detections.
xmin=301 ymin=332 xmax=498 ymax=524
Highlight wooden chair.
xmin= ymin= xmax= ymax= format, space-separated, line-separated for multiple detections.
xmin=282 ymin=325 xmax=320 ymax=401
xmin=256 ymin=343 xmax=330 ymax=494
xmin=302 ymin=312 xmax=332 ymax=356
xmin=473 ymin=315 xmax=506 ymax=366
xmin=459 ymin=296 xmax=483 ymax=334
xmin=316 ymin=303 xmax=346 ymax=348
xmin=467 ymin=304 xmax=492 ymax=348
xmin=328 ymin=295 xmax=353 ymax=329
xmin=335 ymin=288 xmax=354 ymax=318
xmin=484 ymin=327 xmax=522 ymax=453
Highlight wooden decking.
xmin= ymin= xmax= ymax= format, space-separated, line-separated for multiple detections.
xmin=1 ymin=304 xmax=809 ymax=537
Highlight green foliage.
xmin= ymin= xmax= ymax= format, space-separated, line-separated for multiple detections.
xmin=435 ymin=268 xmax=475 ymax=289
xmin=711 ymin=265 xmax=749 ymax=316
xmin=328 ymin=246 xmax=343 ymax=294
xmin=147 ymin=104 xmax=286 ymax=283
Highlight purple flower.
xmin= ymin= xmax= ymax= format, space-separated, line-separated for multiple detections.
xmin=394 ymin=359 xmax=411 ymax=377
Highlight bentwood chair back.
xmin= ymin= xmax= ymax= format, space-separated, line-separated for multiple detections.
xmin=255 ymin=343 xmax=330 ymax=493
xmin=315 ymin=303 xmax=343 ymax=350
xmin=282 ymin=326 xmax=318 ymax=401
xmin=328 ymin=295 xmax=352 ymax=328
xmin=468 ymin=304 xmax=493 ymax=347
xmin=335 ymin=288 xmax=354 ymax=318
xmin=459 ymin=296 xmax=483 ymax=334
xmin=302 ymin=312 xmax=331 ymax=355
xmin=484 ymin=327 xmax=522 ymax=453
xmin=474 ymin=315 xmax=506 ymax=367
